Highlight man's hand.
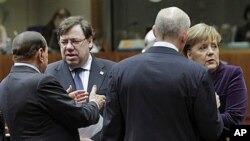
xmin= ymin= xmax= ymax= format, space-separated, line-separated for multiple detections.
xmin=89 ymin=85 xmax=106 ymax=109
xmin=67 ymin=85 xmax=89 ymax=104
xmin=66 ymin=85 xmax=73 ymax=93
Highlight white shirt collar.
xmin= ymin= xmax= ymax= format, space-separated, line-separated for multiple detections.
xmin=83 ymin=54 xmax=92 ymax=71
xmin=14 ymin=63 xmax=41 ymax=73
xmin=153 ymin=41 xmax=179 ymax=52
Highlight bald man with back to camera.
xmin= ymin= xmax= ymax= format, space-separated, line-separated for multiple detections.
xmin=101 ymin=7 xmax=223 ymax=141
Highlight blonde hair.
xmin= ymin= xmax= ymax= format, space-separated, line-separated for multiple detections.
xmin=183 ymin=23 xmax=221 ymax=56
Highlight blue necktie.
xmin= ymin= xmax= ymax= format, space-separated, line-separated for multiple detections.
xmin=73 ymin=68 xmax=84 ymax=90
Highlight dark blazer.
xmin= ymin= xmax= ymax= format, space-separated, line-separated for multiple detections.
xmin=212 ymin=62 xmax=248 ymax=141
xmin=45 ymin=55 xmax=115 ymax=141
xmin=102 ymin=47 xmax=223 ymax=141
xmin=0 ymin=110 xmax=4 ymax=141
xmin=45 ymin=55 xmax=115 ymax=95
xmin=0 ymin=81 xmax=5 ymax=141
xmin=0 ymin=66 xmax=100 ymax=141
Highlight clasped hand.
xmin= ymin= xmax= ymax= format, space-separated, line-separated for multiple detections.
xmin=67 ymin=85 xmax=106 ymax=109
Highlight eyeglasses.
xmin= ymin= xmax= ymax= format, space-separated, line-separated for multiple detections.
xmin=59 ymin=38 xmax=86 ymax=48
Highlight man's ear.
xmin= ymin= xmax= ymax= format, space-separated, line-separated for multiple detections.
xmin=38 ymin=48 xmax=45 ymax=63
xmin=181 ymin=32 xmax=188 ymax=44
xmin=87 ymin=36 xmax=93 ymax=49
xmin=152 ymin=25 xmax=157 ymax=39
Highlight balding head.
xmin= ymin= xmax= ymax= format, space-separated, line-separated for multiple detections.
xmin=12 ymin=31 xmax=47 ymax=62
xmin=153 ymin=7 xmax=190 ymax=44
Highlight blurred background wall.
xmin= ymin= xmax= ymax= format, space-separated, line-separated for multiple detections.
xmin=0 ymin=0 xmax=90 ymax=39
xmin=0 ymin=0 xmax=249 ymax=49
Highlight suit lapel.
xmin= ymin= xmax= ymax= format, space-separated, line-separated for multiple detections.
xmin=55 ymin=61 xmax=75 ymax=90
xmin=87 ymin=57 xmax=106 ymax=93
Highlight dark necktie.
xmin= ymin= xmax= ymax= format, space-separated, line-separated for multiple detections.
xmin=73 ymin=68 xmax=84 ymax=90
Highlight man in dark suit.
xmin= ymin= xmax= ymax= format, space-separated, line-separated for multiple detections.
xmin=0 ymin=80 xmax=5 ymax=141
xmin=0 ymin=110 xmax=4 ymax=141
xmin=45 ymin=16 xmax=115 ymax=141
xmin=0 ymin=31 xmax=106 ymax=141
xmin=101 ymin=7 xmax=223 ymax=141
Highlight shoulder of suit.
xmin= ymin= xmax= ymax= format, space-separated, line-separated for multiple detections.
xmin=94 ymin=57 xmax=116 ymax=65
xmin=47 ymin=60 xmax=64 ymax=69
xmin=45 ymin=60 xmax=65 ymax=73
xmin=220 ymin=63 xmax=242 ymax=74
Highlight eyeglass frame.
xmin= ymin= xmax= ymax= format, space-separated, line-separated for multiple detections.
xmin=58 ymin=38 xmax=86 ymax=48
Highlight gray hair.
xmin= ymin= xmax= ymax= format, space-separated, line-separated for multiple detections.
xmin=154 ymin=7 xmax=190 ymax=39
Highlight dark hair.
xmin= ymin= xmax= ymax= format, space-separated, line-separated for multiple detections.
xmin=44 ymin=8 xmax=71 ymax=32
xmin=50 ymin=8 xmax=71 ymax=26
xmin=57 ymin=16 xmax=95 ymax=40
xmin=12 ymin=31 xmax=47 ymax=61
xmin=243 ymin=4 xmax=250 ymax=20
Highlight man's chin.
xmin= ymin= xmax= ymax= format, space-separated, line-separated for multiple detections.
xmin=66 ymin=60 xmax=79 ymax=66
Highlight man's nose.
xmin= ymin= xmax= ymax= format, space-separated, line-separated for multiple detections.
xmin=64 ymin=41 xmax=74 ymax=49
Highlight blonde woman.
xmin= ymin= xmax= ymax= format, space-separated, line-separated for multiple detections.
xmin=183 ymin=23 xmax=248 ymax=141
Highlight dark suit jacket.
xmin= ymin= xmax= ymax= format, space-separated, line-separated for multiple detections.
xmin=102 ymin=47 xmax=223 ymax=141
xmin=0 ymin=110 xmax=4 ymax=141
xmin=212 ymin=63 xmax=248 ymax=141
xmin=0 ymin=66 xmax=100 ymax=141
xmin=0 ymin=81 xmax=5 ymax=141
xmin=45 ymin=55 xmax=115 ymax=96
xmin=45 ymin=55 xmax=115 ymax=141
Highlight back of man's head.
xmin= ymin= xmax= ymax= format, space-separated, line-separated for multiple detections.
xmin=154 ymin=7 xmax=190 ymax=42
xmin=12 ymin=31 xmax=47 ymax=62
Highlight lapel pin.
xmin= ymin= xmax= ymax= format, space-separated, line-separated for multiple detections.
xmin=100 ymin=71 xmax=104 ymax=75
